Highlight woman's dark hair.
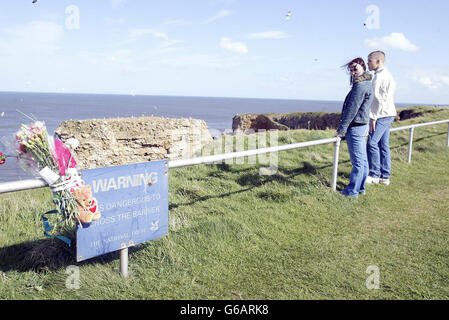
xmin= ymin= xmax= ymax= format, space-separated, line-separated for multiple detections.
xmin=344 ymin=57 xmax=367 ymax=72
xmin=342 ymin=57 xmax=367 ymax=84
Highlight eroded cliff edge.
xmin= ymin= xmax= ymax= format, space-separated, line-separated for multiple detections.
xmin=55 ymin=116 xmax=212 ymax=169
xmin=232 ymin=106 xmax=440 ymax=133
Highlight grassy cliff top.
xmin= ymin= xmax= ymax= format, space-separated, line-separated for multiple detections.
xmin=1 ymin=107 xmax=449 ymax=300
xmin=235 ymin=105 xmax=443 ymax=119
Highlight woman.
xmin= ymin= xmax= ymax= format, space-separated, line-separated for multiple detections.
xmin=335 ymin=58 xmax=373 ymax=198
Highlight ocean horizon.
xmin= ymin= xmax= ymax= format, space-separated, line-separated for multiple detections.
xmin=0 ymin=91 xmax=432 ymax=182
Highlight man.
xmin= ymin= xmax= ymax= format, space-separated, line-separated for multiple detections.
xmin=366 ymin=51 xmax=397 ymax=185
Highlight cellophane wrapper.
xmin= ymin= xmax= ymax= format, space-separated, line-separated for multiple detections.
xmin=8 ymin=121 xmax=81 ymax=226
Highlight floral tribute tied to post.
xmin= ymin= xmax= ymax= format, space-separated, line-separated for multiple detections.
xmin=0 ymin=151 xmax=6 ymax=165
xmin=8 ymin=118 xmax=101 ymax=246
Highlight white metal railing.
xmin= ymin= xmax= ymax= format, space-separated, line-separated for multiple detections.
xmin=389 ymin=119 xmax=449 ymax=164
xmin=1 ymin=119 xmax=449 ymax=195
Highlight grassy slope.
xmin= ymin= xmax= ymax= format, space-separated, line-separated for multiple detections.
xmin=0 ymin=107 xmax=448 ymax=300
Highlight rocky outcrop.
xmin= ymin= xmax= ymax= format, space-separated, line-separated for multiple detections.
xmin=232 ymin=106 xmax=442 ymax=133
xmin=232 ymin=112 xmax=341 ymax=133
xmin=232 ymin=114 xmax=289 ymax=132
xmin=397 ymin=107 xmax=434 ymax=121
xmin=54 ymin=116 xmax=212 ymax=169
xmin=274 ymin=112 xmax=341 ymax=130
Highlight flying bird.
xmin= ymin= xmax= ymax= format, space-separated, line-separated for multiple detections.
xmin=286 ymin=11 xmax=291 ymax=20
xmin=32 ymin=0 xmax=38 ymax=3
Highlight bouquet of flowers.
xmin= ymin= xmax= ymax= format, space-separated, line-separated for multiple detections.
xmin=0 ymin=151 xmax=6 ymax=165
xmin=10 ymin=120 xmax=101 ymax=243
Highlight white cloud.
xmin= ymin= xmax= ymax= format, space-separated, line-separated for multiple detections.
xmin=405 ymin=66 xmax=449 ymax=91
xmin=156 ymin=54 xmax=241 ymax=69
xmin=103 ymin=17 xmax=126 ymax=25
xmin=0 ymin=21 xmax=64 ymax=56
xmin=161 ymin=19 xmax=190 ymax=27
xmin=114 ymin=28 xmax=184 ymax=49
xmin=110 ymin=0 xmax=126 ymax=8
xmin=5 ymin=21 xmax=63 ymax=44
xmin=365 ymin=32 xmax=419 ymax=52
xmin=246 ymin=31 xmax=291 ymax=39
xmin=129 ymin=29 xmax=169 ymax=41
xmin=220 ymin=37 xmax=248 ymax=54
xmin=202 ymin=10 xmax=231 ymax=24
xmin=415 ymin=75 xmax=449 ymax=89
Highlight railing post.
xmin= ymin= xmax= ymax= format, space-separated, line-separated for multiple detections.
xmin=331 ymin=137 xmax=341 ymax=191
xmin=120 ymin=247 xmax=129 ymax=278
xmin=408 ymin=127 xmax=414 ymax=164
xmin=447 ymin=123 xmax=449 ymax=147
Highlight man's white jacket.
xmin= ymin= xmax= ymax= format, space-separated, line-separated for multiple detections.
xmin=370 ymin=67 xmax=397 ymax=121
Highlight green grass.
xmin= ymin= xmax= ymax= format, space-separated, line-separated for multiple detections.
xmin=1 ymin=107 xmax=449 ymax=300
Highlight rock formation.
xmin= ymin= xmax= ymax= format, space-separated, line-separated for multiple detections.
xmin=232 ymin=112 xmax=341 ymax=133
xmin=54 ymin=116 xmax=212 ymax=169
xmin=232 ymin=106 xmax=439 ymax=133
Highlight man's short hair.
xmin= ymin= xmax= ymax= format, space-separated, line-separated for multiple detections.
xmin=369 ymin=51 xmax=386 ymax=62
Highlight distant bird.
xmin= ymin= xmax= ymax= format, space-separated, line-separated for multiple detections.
xmin=32 ymin=0 xmax=37 ymax=3
xmin=1 ymin=112 xmax=4 ymax=117
xmin=286 ymin=11 xmax=291 ymax=20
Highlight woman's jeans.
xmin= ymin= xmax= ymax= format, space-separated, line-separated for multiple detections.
xmin=367 ymin=116 xmax=395 ymax=179
xmin=343 ymin=124 xmax=369 ymax=198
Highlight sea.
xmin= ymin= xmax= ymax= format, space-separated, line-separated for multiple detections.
xmin=0 ymin=91 xmax=418 ymax=182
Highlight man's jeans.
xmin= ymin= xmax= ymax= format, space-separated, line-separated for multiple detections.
xmin=367 ymin=116 xmax=395 ymax=179
xmin=342 ymin=124 xmax=369 ymax=198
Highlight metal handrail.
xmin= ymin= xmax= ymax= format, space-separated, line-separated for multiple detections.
xmin=1 ymin=118 xmax=449 ymax=195
xmin=389 ymin=119 xmax=449 ymax=132
xmin=168 ymin=137 xmax=338 ymax=168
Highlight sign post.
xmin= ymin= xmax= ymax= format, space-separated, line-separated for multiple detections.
xmin=76 ymin=160 xmax=169 ymax=277
xmin=120 ymin=247 xmax=129 ymax=278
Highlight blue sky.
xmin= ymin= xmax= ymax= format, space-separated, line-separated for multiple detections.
xmin=0 ymin=0 xmax=448 ymax=104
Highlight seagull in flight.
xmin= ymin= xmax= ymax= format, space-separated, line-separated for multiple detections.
xmin=286 ymin=11 xmax=291 ymax=20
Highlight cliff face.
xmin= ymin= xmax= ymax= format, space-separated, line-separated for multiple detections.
xmin=232 ymin=112 xmax=341 ymax=132
xmin=231 ymin=107 xmax=440 ymax=133
xmin=274 ymin=112 xmax=341 ymax=130
xmin=54 ymin=116 xmax=212 ymax=169
xmin=231 ymin=114 xmax=289 ymax=132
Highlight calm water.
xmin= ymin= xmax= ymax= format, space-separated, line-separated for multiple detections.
xmin=0 ymin=91 xmax=414 ymax=182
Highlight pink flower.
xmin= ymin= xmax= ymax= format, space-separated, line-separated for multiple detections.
xmin=19 ymin=143 xmax=26 ymax=153
xmin=0 ymin=152 xmax=6 ymax=165
xmin=52 ymin=138 xmax=77 ymax=176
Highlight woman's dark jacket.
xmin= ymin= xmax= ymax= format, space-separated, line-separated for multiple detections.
xmin=337 ymin=72 xmax=373 ymax=136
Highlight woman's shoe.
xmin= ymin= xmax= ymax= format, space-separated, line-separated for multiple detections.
xmin=339 ymin=190 xmax=358 ymax=198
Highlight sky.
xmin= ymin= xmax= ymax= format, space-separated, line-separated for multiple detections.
xmin=0 ymin=0 xmax=448 ymax=104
